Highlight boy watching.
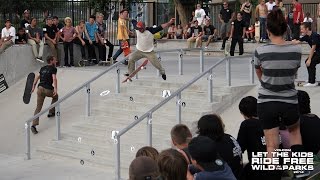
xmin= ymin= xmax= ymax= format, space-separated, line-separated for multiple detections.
xmin=15 ymin=27 xmax=27 ymax=44
xmin=170 ymin=124 xmax=192 ymax=163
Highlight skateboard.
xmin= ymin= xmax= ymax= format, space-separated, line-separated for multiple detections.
xmin=296 ymin=81 xmax=320 ymax=87
xmin=122 ymin=41 xmax=131 ymax=57
xmin=122 ymin=59 xmax=148 ymax=83
xmin=0 ymin=74 xmax=9 ymax=93
xmin=23 ymin=72 xmax=35 ymax=104
xmin=254 ymin=21 xmax=260 ymax=43
xmin=224 ymin=40 xmax=231 ymax=57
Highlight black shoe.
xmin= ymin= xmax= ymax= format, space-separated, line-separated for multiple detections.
xmin=47 ymin=113 xmax=55 ymax=118
xmin=162 ymin=74 xmax=167 ymax=80
xmin=124 ymin=73 xmax=129 ymax=76
xmin=31 ymin=126 xmax=38 ymax=134
xmin=220 ymin=47 xmax=225 ymax=50
xmin=122 ymin=60 xmax=128 ymax=65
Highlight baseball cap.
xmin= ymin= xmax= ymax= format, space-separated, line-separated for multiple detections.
xmin=188 ymin=136 xmax=218 ymax=163
xmin=24 ymin=9 xmax=30 ymax=14
xmin=136 ymin=21 xmax=145 ymax=29
xmin=129 ymin=156 xmax=159 ymax=180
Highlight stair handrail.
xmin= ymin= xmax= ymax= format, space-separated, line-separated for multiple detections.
xmin=113 ymin=54 xmax=255 ymax=179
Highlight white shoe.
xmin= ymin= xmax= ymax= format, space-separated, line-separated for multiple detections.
xmin=303 ymin=83 xmax=317 ymax=87
xmin=204 ymin=46 xmax=208 ymax=49
xmin=36 ymin=57 xmax=44 ymax=63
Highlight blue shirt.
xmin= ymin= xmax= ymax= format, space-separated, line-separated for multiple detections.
xmin=85 ymin=22 xmax=98 ymax=41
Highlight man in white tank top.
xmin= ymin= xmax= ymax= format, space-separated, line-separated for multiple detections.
xmin=127 ymin=18 xmax=175 ymax=80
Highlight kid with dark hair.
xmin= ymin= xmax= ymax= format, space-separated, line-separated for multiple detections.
xmin=197 ymin=114 xmax=243 ymax=179
xmin=229 ymin=12 xmax=246 ymax=56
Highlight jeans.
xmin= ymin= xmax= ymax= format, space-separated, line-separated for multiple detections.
xmin=230 ymin=37 xmax=244 ymax=56
xmin=259 ymin=17 xmax=267 ymax=40
xmin=73 ymin=37 xmax=86 ymax=58
xmin=98 ymin=39 xmax=114 ymax=61
xmin=306 ymin=53 xmax=320 ymax=83
xmin=63 ymin=41 xmax=74 ymax=66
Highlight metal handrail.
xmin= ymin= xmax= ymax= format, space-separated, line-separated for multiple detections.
xmin=113 ymin=54 xmax=255 ymax=179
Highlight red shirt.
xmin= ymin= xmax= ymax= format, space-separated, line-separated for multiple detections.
xmin=293 ymin=2 xmax=303 ymax=23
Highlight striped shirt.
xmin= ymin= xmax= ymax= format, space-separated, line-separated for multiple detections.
xmin=254 ymin=43 xmax=301 ymax=104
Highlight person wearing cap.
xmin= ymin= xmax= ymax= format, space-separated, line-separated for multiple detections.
xmin=20 ymin=9 xmax=31 ymax=29
xmin=188 ymin=136 xmax=236 ymax=180
xmin=43 ymin=16 xmax=59 ymax=64
xmin=194 ymin=4 xmax=207 ymax=26
xmin=128 ymin=18 xmax=175 ymax=80
xmin=129 ymin=156 xmax=160 ymax=180
xmin=27 ymin=17 xmax=45 ymax=63
xmin=0 ymin=19 xmax=15 ymax=54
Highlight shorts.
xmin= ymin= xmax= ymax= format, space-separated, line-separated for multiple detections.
xmin=202 ymin=35 xmax=213 ymax=41
xmin=257 ymin=101 xmax=299 ymax=130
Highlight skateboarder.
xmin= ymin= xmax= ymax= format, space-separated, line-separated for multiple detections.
xmin=31 ymin=56 xmax=58 ymax=134
xmin=127 ymin=18 xmax=175 ymax=80
xmin=292 ymin=22 xmax=320 ymax=87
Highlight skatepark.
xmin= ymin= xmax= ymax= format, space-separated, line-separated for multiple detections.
xmin=1 ymin=41 xmax=320 ymax=179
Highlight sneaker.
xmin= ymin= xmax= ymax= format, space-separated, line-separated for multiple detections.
xmin=220 ymin=47 xmax=225 ymax=51
xmin=36 ymin=57 xmax=44 ymax=63
xmin=124 ymin=73 xmax=129 ymax=76
xmin=204 ymin=46 xmax=208 ymax=49
xmin=31 ymin=126 xmax=38 ymax=134
xmin=122 ymin=60 xmax=128 ymax=65
xmin=162 ymin=74 xmax=167 ymax=80
xmin=47 ymin=113 xmax=55 ymax=118
xmin=303 ymin=83 xmax=317 ymax=87
xmin=262 ymin=39 xmax=267 ymax=43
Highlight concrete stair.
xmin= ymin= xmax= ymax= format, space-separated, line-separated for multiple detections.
xmin=36 ymin=78 xmax=254 ymax=179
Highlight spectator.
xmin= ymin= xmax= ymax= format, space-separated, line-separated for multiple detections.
xmin=0 ymin=19 xmax=15 ymax=54
xmin=20 ymin=9 xmax=31 ymax=29
xmin=229 ymin=12 xmax=246 ymax=56
xmin=167 ymin=24 xmax=176 ymax=39
xmin=188 ymin=136 xmax=237 ymax=180
xmin=297 ymin=90 xmax=320 ymax=154
xmin=84 ymin=15 xmax=98 ymax=64
xmin=202 ymin=19 xmax=217 ymax=49
xmin=176 ymin=24 xmax=183 ymax=39
xmin=194 ymin=4 xmax=206 ymax=26
xmin=273 ymin=0 xmax=286 ymax=16
xmin=170 ymin=124 xmax=192 ymax=163
xmin=237 ymin=96 xmax=282 ymax=180
xmin=53 ymin=16 xmax=64 ymax=42
xmin=43 ymin=16 xmax=59 ymax=64
xmin=189 ymin=11 xmax=196 ymax=27
xmin=135 ymin=146 xmax=159 ymax=161
xmin=60 ymin=17 xmax=76 ymax=67
xmin=197 ymin=114 xmax=243 ymax=179
xmin=244 ymin=24 xmax=255 ymax=42
xmin=96 ymin=12 xmax=114 ymax=62
xmin=187 ymin=20 xmax=202 ymax=48
xmin=292 ymin=0 xmax=303 ymax=40
xmin=74 ymin=20 xmax=86 ymax=60
xmin=318 ymin=3 xmax=320 ymax=34
xmin=287 ymin=5 xmax=295 ymax=40
xmin=15 ymin=27 xmax=27 ymax=44
xmin=219 ymin=1 xmax=235 ymax=50
xmin=266 ymin=0 xmax=276 ymax=13
xmin=255 ymin=0 xmax=268 ymax=42
xmin=303 ymin=12 xmax=313 ymax=27
xmin=27 ymin=17 xmax=44 ymax=63
xmin=157 ymin=148 xmax=188 ymax=180
xmin=241 ymin=0 xmax=252 ymax=29
xmin=183 ymin=24 xmax=191 ymax=39
xmin=129 ymin=156 xmax=159 ymax=180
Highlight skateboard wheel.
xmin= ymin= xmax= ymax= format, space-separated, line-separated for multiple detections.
xmin=141 ymin=66 xmax=144 ymax=70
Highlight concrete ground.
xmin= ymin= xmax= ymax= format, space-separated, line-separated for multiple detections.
xmin=1 ymin=47 xmax=320 ymax=179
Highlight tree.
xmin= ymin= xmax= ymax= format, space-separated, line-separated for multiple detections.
xmin=173 ymin=0 xmax=196 ymax=26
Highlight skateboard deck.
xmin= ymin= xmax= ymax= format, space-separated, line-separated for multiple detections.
xmin=254 ymin=21 xmax=260 ymax=42
xmin=23 ymin=72 xmax=35 ymax=104
xmin=296 ymin=81 xmax=320 ymax=87
xmin=121 ymin=41 xmax=131 ymax=57
xmin=224 ymin=40 xmax=231 ymax=57
xmin=122 ymin=59 xmax=148 ymax=83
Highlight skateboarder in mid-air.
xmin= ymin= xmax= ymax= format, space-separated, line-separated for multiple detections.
xmin=31 ymin=56 xmax=58 ymax=134
xmin=126 ymin=18 xmax=176 ymax=80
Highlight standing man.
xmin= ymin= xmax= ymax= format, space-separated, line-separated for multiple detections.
xmin=112 ymin=9 xmax=130 ymax=64
xmin=219 ymin=1 xmax=234 ymax=50
xmin=20 ymin=9 xmax=31 ymax=29
xmin=292 ymin=22 xmax=320 ymax=87
xmin=84 ymin=15 xmax=99 ymax=64
xmin=43 ymin=16 xmax=59 ymax=64
xmin=317 ymin=3 xmax=320 ymax=34
xmin=255 ymin=0 xmax=268 ymax=42
xmin=127 ymin=18 xmax=175 ymax=81
xmin=96 ymin=13 xmax=114 ymax=62
xmin=194 ymin=4 xmax=206 ymax=27
xmin=229 ymin=12 xmax=246 ymax=56
xmin=0 ymin=19 xmax=15 ymax=54
xmin=292 ymin=0 xmax=303 ymax=40
xmin=31 ymin=56 xmax=58 ymax=134
xmin=266 ymin=0 xmax=276 ymax=13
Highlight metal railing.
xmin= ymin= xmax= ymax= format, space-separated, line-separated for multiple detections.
xmin=24 ymin=47 xmax=206 ymax=160
xmin=112 ymin=53 xmax=255 ymax=179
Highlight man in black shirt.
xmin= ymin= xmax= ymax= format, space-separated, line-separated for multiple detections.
xmin=96 ymin=13 xmax=114 ymax=62
xmin=44 ymin=16 xmax=59 ymax=63
xmin=15 ymin=28 xmax=27 ymax=44
xmin=20 ymin=9 xmax=31 ymax=29
xmin=202 ymin=19 xmax=217 ymax=49
xmin=219 ymin=1 xmax=234 ymax=50
xmin=31 ymin=56 xmax=59 ymax=134
xmin=187 ymin=20 xmax=203 ymax=48
xmin=229 ymin=12 xmax=246 ymax=56
xmin=53 ymin=16 xmax=64 ymax=42
xmin=293 ymin=22 xmax=320 ymax=87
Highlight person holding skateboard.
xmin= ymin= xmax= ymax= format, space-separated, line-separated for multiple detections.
xmin=31 ymin=56 xmax=58 ymax=134
xmin=126 ymin=18 xmax=175 ymax=81
xmin=292 ymin=22 xmax=320 ymax=87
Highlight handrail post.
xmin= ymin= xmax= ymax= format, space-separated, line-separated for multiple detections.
xmin=208 ymin=70 xmax=213 ymax=103
xmin=85 ymin=84 xmax=91 ymax=116
xmin=25 ymin=122 xmax=31 ymax=160
xmin=114 ymin=134 xmax=121 ymax=180
xmin=116 ymin=67 xmax=120 ymax=93
xmin=176 ymin=93 xmax=182 ymax=124
xmin=226 ymin=57 xmax=231 ymax=86
xmin=135 ymin=61 xmax=138 ymax=79
xmin=56 ymin=104 xmax=61 ymax=140
xmin=147 ymin=113 xmax=152 ymax=146
xmin=250 ymin=56 xmax=255 ymax=84
xmin=200 ymin=48 xmax=204 ymax=73
xmin=179 ymin=50 xmax=183 ymax=75
xmin=157 ymin=53 xmax=161 ymax=77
